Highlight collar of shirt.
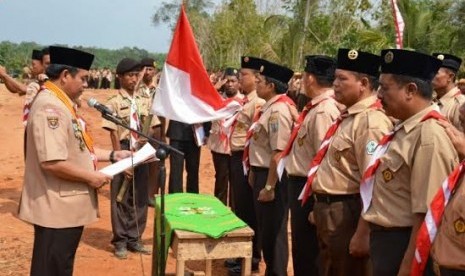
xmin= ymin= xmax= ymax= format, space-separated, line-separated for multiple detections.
xmin=310 ymin=89 xmax=334 ymax=106
xmin=118 ymin=89 xmax=138 ymax=102
xmin=346 ymin=94 xmax=378 ymax=116
xmin=398 ymin=104 xmax=441 ymax=133
xmin=438 ymin=87 xmax=461 ymax=105
xmin=245 ymin=90 xmax=258 ymax=102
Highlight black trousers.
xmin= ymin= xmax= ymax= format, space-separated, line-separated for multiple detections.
xmin=252 ymin=166 xmax=289 ymax=276
xmin=31 ymin=225 xmax=83 ymax=276
xmin=369 ymin=225 xmax=411 ymax=276
xmin=212 ymin=151 xmax=233 ymax=207
xmin=168 ymin=139 xmax=200 ymax=193
xmin=439 ymin=267 xmax=465 ymax=276
xmin=230 ymin=151 xmax=261 ymax=262
xmin=287 ymin=173 xmax=319 ymax=276
xmin=110 ymin=141 xmax=149 ymax=249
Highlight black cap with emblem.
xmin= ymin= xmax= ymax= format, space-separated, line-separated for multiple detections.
xmin=223 ymin=67 xmax=239 ymax=77
xmin=260 ymin=60 xmax=294 ymax=85
xmin=432 ymin=53 xmax=462 ymax=73
xmin=49 ymin=46 xmax=94 ymax=71
xmin=116 ymin=58 xmax=142 ymax=75
xmin=304 ymin=55 xmax=336 ymax=78
xmin=336 ymin=48 xmax=380 ymax=77
xmin=241 ymin=56 xmax=267 ymax=71
xmin=381 ymin=49 xmax=441 ymax=81
xmin=140 ymin=57 xmax=157 ymax=68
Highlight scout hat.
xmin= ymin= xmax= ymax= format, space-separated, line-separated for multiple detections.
xmin=223 ymin=67 xmax=239 ymax=77
xmin=260 ymin=60 xmax=294 ymax=85
xmin=241 ymin=56 xmax=267 ymax=71
xmin=31 ymin=50 xmax=43 ymax=61
xmin=116 ymin=58 xmax=141 ymax=74
xmin=304 ymin=55 xmax=336 ymax=78
xmin=336 ymin=49 xmax=380 ymax=77
xmin=140 ymin=57 xmax=157 ymax=68
xmin=49 ymin=46 xmax=94 ymax=71
xmin=432 ymin=53 xmax=462 ymax=73
xmin=380 ymin=49 xmax=441 ymax=81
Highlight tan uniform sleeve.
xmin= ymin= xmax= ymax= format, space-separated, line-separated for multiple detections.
xmin=102 ymin=97 xmax=118 ymax=131
xmin=32 ymin=104 xmax=69 ymax=162
xmin=311 ymin=105 xmax=340 ymax=154
xmin=269 ymin=103 xmax=295 ymax=151
xmin=410 ymin=124 xmax=458 ymax=213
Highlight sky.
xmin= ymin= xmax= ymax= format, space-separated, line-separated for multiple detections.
xmin=0 ymin=0 xmax=182 ymax=54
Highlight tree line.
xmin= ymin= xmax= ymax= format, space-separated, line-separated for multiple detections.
xmin=0 ymin=41 xmax=166 ymax=78
xmin=153 ymin=0 xmax=465 ymax=77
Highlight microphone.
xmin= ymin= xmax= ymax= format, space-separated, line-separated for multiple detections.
xmin=87 ymin=98 xmax=120 ymax=119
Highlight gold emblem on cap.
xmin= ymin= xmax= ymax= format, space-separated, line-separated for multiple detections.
xmin=233 ymin=69 xmax=238 ymax=74
xmin=260 ymin=65 xmax=264 ymax=73
xmin=153 ymin=61 xmax=157 ymax=67
xmin=244 ymin=56 xmax=249 ymax=63
xmin=384 ymin=51 xmax=394 ymax=64
xmin=454 ymin=218 xmax=465 ymax=234
xmin=382 ymin=168 xmax=394 ymax=182
xmin=348 ymin=50 xmax=358 ymax=60
xmin=437 ymin=54 xmax=445 ymax=61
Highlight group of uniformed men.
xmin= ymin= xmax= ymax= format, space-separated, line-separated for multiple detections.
xmin=3 ymin=43 xmax=465 ymax=276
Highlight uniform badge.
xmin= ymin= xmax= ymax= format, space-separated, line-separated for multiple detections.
xmin=454 ymin=218 xmax=465 ymax=234
xmin=334 ymin=151 xmax=341 ymax=162
xmin=382 ymin=168 xmax=394 ymax=182
xmin=244 ymin=56 xmax=249 ymax=63
xmin=348 ymin=50 xmax=358 ymax=60
xmin=260 ymin=65 xmax=265 ymax=73
xmin=253 ymin=132 xmax=259 ymax=140
xmin=47 ymin=116 xmax=59 ymax=129
xmin=384 ymin=51 xmax=394 ymax=64
xmin=72 ymin=119 xmax=86 ymax=151
xmin=437 ymin=54 xmax=445 ymax=61
xmin=298 ymin=137 xmax=304 ymax=147
xmin=366 ymin=140 xmax=378 ymax=155
xmin=269 ymin=113 xmax=279 ymax=133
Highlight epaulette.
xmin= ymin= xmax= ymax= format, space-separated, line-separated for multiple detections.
xmin=106 ymin=95 xmax=117 ymax=101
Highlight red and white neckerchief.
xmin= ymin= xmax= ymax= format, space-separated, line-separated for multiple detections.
xmin=23 ymin=83 xmax=46 ymax=126
xmin=242 ymin=95 xmax=295 ymax=175
xmin=218 ymin=95 xmax=245 ymax=153
xmin=129 ymin=98 xmax=140 ymax=150
xmin=411 ymin=161 xmax=464 ymax=275
xmin=360 ymin=110 xmax=445 ymax=213
xmin=299 ymin=100 xmax=383 ymax=205
xmin=276 ymin=95 xmax=332 ymax=180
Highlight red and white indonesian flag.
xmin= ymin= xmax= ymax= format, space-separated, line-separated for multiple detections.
xmin=152 ymin=5 xmax=241 ymax=124
xmin=391 ymin=0 xmax=405 ymax=49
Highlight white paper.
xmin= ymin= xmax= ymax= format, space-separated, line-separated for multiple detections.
xmin=99 ymin=143 xmax=157 ymax=176
xmin=193 ymin=123 xmax=205 ymax=146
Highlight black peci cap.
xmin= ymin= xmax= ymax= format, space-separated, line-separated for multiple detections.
xmin=49 ymin=46 xmax=94 ymax=70
xmin=116 ymin=58 xmax=141 ymax=74
xmin=241 ymin=56 xmax=267 ymax=71
xmin=381 ymin=49 xmax=441 ymax=81
xmin=304 ymin=55 xmax=336 ymax=78
xmin=432 ymin=53 xmax=462 ymax=73
xmin=259 ymin=60 xmax=294 ymax=85
xmin=31 ymin=49 xmax=43 ymax=61
xmin=336 ymin=49 xmax=380 ymax=77
xmin=140 ymin=57 xmax=157 ymax=68
xmin=223 ymin=67 xmax=239 ymax=77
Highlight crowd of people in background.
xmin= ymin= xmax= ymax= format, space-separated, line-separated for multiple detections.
xmin=2 ymin=45 xmax=465 ymax=276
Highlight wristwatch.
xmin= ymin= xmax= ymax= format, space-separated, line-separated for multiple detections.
xmin=265 ymin=184 xmax=274 ymax=191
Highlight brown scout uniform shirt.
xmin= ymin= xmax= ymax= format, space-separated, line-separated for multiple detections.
xmin=432 ymin=175 xmax=465 ymax=270
xmin=285 ymin=90 xmax=341 ymax=177
xmin=312 ymin=95 xmax=393 ymax=195
xmin=436 ymin=87 xmax=465 ymax=132
xmin=363 ymin=105 xmax=459 ymax=227
xmin=249 ymin=94 xmax=297 ymax=168
xmin=18 ymin=89 xmax=98 ymax=228
xmin=207 ymin=93 xmax=244 ymax=154
xmin=230 ymin=90 xmax=265 ymax=152
xmin=102 ymin=89 xmax=157 ymax=141
xmin=137 ymin=82 xmax=161 ymax=127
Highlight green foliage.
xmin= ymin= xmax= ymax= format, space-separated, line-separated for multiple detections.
xmin=0 ymin=41 xmax=166 ymax=76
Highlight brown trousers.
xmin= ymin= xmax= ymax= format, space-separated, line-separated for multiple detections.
xmin=313 ymin=197 xmax=370 ymax=276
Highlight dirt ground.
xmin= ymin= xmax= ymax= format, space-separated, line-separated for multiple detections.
xmin=0 ymin=84 xmax=294 ymax=276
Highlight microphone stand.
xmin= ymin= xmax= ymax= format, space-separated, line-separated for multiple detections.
xmin=101 ymin=113 xmax=181 ymax=276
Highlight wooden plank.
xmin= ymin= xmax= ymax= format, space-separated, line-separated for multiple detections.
xmin=174 ymin=226 xmax=254 ymax=239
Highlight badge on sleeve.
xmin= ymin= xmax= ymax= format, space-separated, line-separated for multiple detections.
xmin=454 ymin=218 xmax=465 ymax=234
xmin=366 ymin=140 xmax=378 ymax=155
xmin=45 ymin=108 xmax=60 ymax=129
xmin=269 ymin=113 xmax=279 ymax=133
